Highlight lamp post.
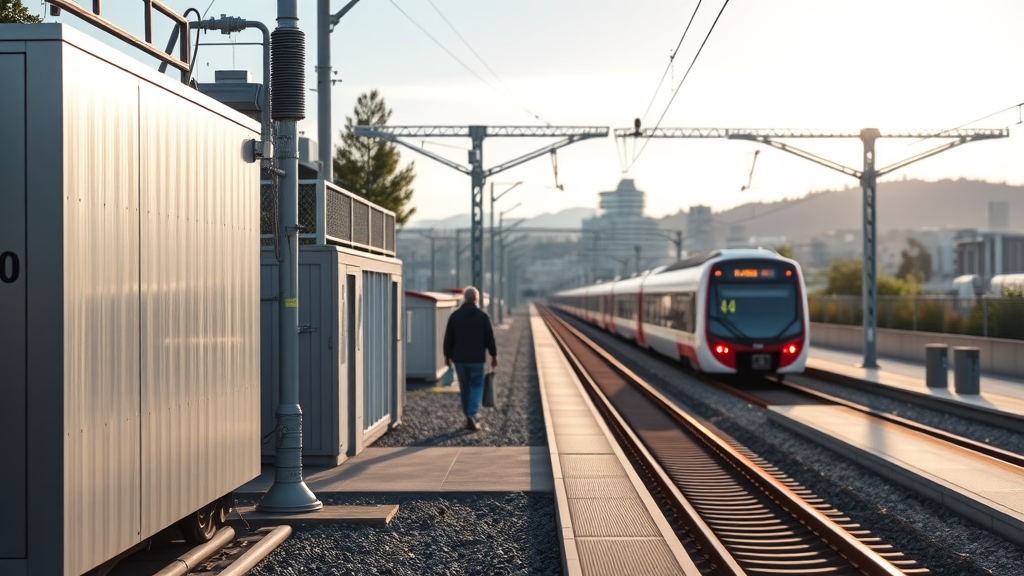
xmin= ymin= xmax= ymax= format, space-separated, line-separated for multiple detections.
xmin=489 ymin=182 xmax=522 ymax=318
xmin=317 ymin=0 xmax=364 ymax=181
xmin=494 ymin=202 xmax=521 ymax=319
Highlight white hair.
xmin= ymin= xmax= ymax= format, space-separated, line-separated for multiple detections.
xmin=463 ymin=286 xmax=479 ymax=303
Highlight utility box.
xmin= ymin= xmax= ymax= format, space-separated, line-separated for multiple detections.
xmin=0 ymin=24 xmax=261 ymax=576
xmin=405 ymin=291 xmax=460 ymax=380
xmin=260 ymin=245 xmax=404 ymax=465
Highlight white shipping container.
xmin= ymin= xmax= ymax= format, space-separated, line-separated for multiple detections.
xmin=0 ymin=24 xmax=261 ymax=576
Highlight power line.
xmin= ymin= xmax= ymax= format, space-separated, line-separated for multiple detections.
xmin=388 ymin=0 xmax=550 ymax=124
xmin=425 ymin=0 xmax=551 ymax=125
xmin=912 ymin=101 xmax=1024 ymax=145
xmin=637 ymin=0 xmax=705 ymax=128
xmin=628 ymin=0 xmax=732 ymax=172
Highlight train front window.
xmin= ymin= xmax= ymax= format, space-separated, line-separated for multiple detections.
xmin=708 ymin=265 xmax=801 ymax=342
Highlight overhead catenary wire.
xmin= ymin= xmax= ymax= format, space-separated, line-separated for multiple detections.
xmin=637 ymin=0 xmax=705 ymax=128
xmin=627 ymin=0 xmax=732 ymax=173
xmin=912 ymin=100 xmax=1024 ymax=145
xmin=425 ymin=0 xmax=551 ymax=126
xmin=388 ymin=0 xmax=550 ymax=125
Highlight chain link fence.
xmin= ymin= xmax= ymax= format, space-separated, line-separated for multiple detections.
xmin=809 ymin=295 xmax=1024 ymax=340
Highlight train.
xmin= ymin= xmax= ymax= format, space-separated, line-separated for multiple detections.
xmin=551 ymin=248 xmax=810 ymax=374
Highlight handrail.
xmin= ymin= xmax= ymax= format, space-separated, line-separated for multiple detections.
xmin=47 ymin=0 xmax=191 ymax=82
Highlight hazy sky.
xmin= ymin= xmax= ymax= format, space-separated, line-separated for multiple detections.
xmin=30 ymin=1 xmax=1024 ymax=222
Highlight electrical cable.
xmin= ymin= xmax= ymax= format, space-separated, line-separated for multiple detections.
xmin=628 ymin=0 xmax=731 ymax=173
xmin=201 ymin=0 xmax=217 ymax=18
xmin=637 ymin=0 xmax=705 ymax=128
xmin=183 ymin=8 xmax=202 ymax=84
xmin=425 ymin=0 xmax=551 ymax=126
xmin=912 ymin=101 xmax=1024 ymax=145
xmin=387 ymin=0 xmax=547 ymax=125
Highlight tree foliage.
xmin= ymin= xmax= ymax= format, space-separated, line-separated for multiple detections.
xmin=1 ymin=0 xmax=41 ymax=23
xmin=774 ymin=245 xmax=795 ymax=260
xmin=824 ymin=258 xmax=921 ymax=296
xmin=333 ymin=90 xmax=416 ymax=225
xmin=897 ymin=237 xmax=932 ymax=282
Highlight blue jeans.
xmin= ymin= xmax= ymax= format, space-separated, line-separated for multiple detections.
xmin=454 ymin=363 xmax=486 ymax=419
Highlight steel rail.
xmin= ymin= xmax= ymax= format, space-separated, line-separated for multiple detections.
xmin=539 ymin=306 xmax=908 ymax=576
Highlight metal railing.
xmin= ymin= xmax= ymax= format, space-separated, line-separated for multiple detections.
xmin=808 ymin=295 xmax=1024 ymax=341
xmin=261 ymin=179 xmax=396 ymax=257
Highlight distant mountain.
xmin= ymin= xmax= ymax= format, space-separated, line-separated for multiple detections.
xmin=406 ymin=207 xmax=596 ymax=231
xmin=659 ymin=178 xmax=1024 ymax=241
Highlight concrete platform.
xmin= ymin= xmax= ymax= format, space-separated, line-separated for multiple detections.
xmin=769 ymin=403 xmax=1024 ymax=547
xmin=531 ymin=306 xmax=700 ymax=576
xmin=227 ymin=505 xmax=399 ymax=528
xmin=238 ymin=446 xmax=553 ymax=493
xmin=807 ymin=346 xmax=1024 ymax=429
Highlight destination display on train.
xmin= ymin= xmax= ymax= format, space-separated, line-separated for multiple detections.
xmin=732 ymin=267 xmax=776 ymax=279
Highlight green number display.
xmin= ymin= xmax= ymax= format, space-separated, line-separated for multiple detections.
xmin=720 ymin=299 xmax=736 ymax=314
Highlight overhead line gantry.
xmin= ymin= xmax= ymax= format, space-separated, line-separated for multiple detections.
xmin=616 ymin=126 xmax=1008 ymax=368
xmin=354 ymin=125 xmax=609 ymax=294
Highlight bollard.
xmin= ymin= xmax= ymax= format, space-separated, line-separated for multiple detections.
xmin=952 ymin=347 xmax=981 ymax=395
xmin=924 ymin=344 xmax=948 ymax=389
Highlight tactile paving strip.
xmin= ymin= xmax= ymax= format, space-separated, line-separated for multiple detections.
xmin=560 ymin=454 xmax=629 ymax=478
xmin=576 ymin=538 xmax=684 ymax=576
xmin=569 ymin=498 xmax=662 ymax=537
xmin=564 ymin=477 xmax=639 ymax=499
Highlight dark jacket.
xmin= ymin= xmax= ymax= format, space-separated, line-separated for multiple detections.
xmin=443 ymin=303 xmax=497 ymax=364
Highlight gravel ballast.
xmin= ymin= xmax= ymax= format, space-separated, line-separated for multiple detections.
xmin=375 ymin=309 xmax=546 ymax=448
xmin=560 ymin=311 xmax=1023 ymax=576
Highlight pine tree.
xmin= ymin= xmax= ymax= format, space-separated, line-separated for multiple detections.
xmin=0 ymin=0 xmax=42 ymax=23
xmin=333 ymin=90 xmax=416 ymax=225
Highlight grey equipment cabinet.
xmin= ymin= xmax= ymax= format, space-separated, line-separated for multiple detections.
xmin=405 ymin=291 xmax=460 ymax=380
xmin=0 ymin=24 xmax=262 ymax=576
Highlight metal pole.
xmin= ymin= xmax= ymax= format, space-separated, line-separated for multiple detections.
xmin=455 ymin=229 xmax=462 ymax=287
xmin=634 ymin=245 xmax=641 ymax=274
xmin=489 ymin=183 xmax=496 ymax=318
xmin=430 ymin=236 xmax=436 ymax=292
xmin=470 ymin=126 xmax=486 ymax=292
xmin=316 ymin=0 xmax=331 ymax=180
xmin=259 ymin=0 xmax=321 ymax=513
xmin=860 ymin=128 xmax=880 ymax=368
xmin=498 ymin=234 xmax=505 ymax=323
xmin=675 ymin=231 xmax=683 ymax=261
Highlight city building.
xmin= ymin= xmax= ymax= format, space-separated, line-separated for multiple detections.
xmin=582 ymin=179 xmax=669 ymax=281
xmin=955 ymin=231 xmax=1024 ymax=282
xmin=686 ymin=205 xmax=715 ymax=254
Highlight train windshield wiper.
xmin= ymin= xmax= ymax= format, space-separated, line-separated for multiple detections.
xmin=769 ymin=316 xmax=801 ymax=341
xmin=710 ymin=313 xmax=748 ymax=341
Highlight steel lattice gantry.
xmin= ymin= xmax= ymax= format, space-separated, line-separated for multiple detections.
xmin=354 ymin=125 xmax=609 ymax=296
xmin=616 ymin=126 xmax=1009 ymax=368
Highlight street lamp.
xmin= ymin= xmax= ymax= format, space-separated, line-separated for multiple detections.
xmin=490 ymin=182 xmax=522 ymax=318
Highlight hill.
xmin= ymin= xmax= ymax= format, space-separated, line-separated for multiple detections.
xmin=659 ymin=178 xmax=1024 ymax=241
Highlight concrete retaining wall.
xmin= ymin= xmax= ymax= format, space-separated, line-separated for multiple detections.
xmin=810 ymin=322 xmax=1024 ymax=379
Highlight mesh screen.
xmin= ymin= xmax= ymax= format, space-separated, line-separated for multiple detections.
xmin=260 ymin=183 xmax=275 ymax=235
xmin=298 ymin=183 xmax=318 ymax=236
xmin=326 ymin=187 xmax=351 ymax=241
xmin=385 ymin=215 xmax=396 ymax=252
xmin=353 ymin=201 xmax=370 ymax=246
xmin=371 ymin=209 xmax=385 ymax=249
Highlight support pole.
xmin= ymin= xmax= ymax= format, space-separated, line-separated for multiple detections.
xmin=455 ymin=229 xmax=463 ymax=287
xmin=675 ymin=231 xmax=683 ymax=261
xmin=489 ymin=184 xmax=496 ymax=318
xmin=860 ymin=128 xmax=880 ymax=369
xmin=316 ymin=0 xmax=331 ymax=180
xmin=258 ymin=0 xmax=321 ymax=513
xmin=470 ymin=126 xmax=486 ymax=292
xmin=430 ymin=236 xmax=436 ymax=292
xmin=498 ymin=234 xmax=506 ymax=323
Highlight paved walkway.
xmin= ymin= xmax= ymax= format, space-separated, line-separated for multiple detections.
xmin=238 ymin=447 xmax=552 ymax=493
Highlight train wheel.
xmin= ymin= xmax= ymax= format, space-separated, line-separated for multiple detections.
xmin=216 ymin=492 xmax=234 ymax=525
xmin=179 ymin=502 xmax=219 ymax=544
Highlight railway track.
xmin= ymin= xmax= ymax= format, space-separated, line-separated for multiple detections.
xmin=538 ymin=305 xmax=923 ymax=576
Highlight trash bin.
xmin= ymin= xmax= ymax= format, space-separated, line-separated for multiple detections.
xmin=952 ymin=347 xmax=980 ymax=394
xmin=924 ymin=344 xmax=948 ymax=389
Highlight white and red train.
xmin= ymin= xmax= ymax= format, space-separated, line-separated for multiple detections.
xmin=552 ymin=248 xmax=810 ymax=374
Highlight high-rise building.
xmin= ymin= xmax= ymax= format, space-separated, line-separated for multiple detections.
xmin=988 ymin=200 xmax=1010 ymax=232
xmin=686 ymin=205 xmax=715 ymax=254
xmin=581 ymin=179 xmax=669 ymax=281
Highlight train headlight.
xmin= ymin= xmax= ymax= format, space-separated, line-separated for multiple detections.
xmin=779 ymin=339 xmax=803 ymax=367
xmin=710 ymin=342 xmax=735 ymax=368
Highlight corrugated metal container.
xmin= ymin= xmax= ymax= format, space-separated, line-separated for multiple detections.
xmin=405 ymin=291 xmax=460 ymax=380
xmin=0 ymin=24 xmax=261 ymax=576
xmin=260 ymin=245 xmax=403 ymax=465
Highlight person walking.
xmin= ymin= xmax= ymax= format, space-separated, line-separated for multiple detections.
xmin=443 ymin=286 xmax=498 ymax=431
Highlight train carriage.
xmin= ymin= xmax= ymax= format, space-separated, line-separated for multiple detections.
xmin=553 ymin=249 xmax=809 ymax=375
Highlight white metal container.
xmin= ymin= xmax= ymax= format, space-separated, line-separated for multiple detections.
xmin=405 ymin=291 xmax=460 ymax=380
xmin=0 ymin=24 xmax=261 ymax=576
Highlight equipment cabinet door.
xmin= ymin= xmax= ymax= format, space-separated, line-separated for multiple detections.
xmin=0 ymin=52 xmax=27 ymax=560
